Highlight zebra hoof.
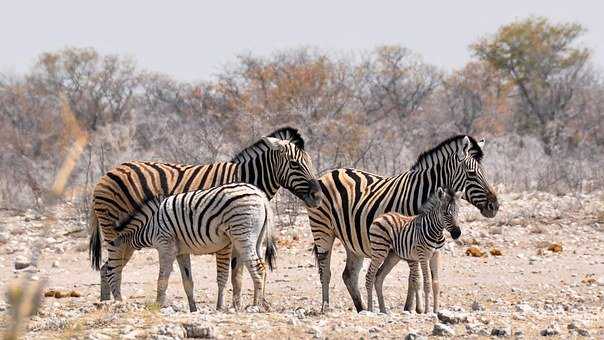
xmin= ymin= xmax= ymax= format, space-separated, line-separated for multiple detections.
xmin=261 ymin=299 xmax=272 ymax=312
xmin=321 ymin=302 xmax=333 ymax=314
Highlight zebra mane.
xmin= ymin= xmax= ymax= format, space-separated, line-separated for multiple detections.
xmin=230 ymin=127 xmax=305 ymax=163
xmin=411 ymin=135 xmax=484 ymax=171
xmin=419 ymin=187 xmax=456 ymax=214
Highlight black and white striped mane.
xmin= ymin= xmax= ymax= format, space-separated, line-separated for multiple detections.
xmin=418 ymin=188 xmax=456 ymax=214
xmin=411 ymin=135 xmax=484 ymax=171
xmin=231 ymin=127 xmax=305 ymax=163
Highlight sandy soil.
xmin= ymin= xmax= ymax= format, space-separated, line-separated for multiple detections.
xmin=1 ymin=191 xmax=603 ymax=339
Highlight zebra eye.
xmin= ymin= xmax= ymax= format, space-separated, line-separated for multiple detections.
xmin=467 ymin=170 xmax=477 ymax=177
xmin=290 ymin=160 xmax=301 ymax=169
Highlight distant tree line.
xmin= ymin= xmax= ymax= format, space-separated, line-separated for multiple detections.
xmin=1 ymin=16 xmax=602 ymax=210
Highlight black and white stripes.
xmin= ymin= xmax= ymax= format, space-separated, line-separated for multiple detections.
xmin=365 ymin=188 xmax=461 ymax=314
xmin=111 ymin=183 xmax=277 ymax=312
xmin=89 ymin=127 xmax=321 ymax=302
xmin=307 ymin=135 xmax=498 ymax=312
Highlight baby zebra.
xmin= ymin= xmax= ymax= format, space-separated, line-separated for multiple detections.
xmin=365 ymin=187 xmax=461 ymax=314
xmin=111 ymin=183 xmax=277 ymax=312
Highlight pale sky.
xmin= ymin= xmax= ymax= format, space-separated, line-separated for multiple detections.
xmin=1 ymin=1 xmax=602 ymax=81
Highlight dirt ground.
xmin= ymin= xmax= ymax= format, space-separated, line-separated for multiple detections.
xmin=1 ymin=191 xmax=603 ymax=339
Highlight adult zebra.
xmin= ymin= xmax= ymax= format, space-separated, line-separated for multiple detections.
xmin=307 ymin=135 xmax=499 ymax=312
xmin=89 ymin=127 xmax=321 ymax=301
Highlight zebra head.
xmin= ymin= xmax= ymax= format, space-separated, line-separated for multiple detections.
xmin=422 ymin=187 xmax=461 ymax=240
xmin=438 ymin=187 xmax=462 ymax=239
xmin=262 ymin=136 xmax=322 ymax=208
xmin=452 ymin=136 xmax=499 ymax=218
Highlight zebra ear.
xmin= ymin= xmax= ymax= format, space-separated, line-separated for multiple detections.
xmin=436 ymin=187 xmax=446 ymax=199
xmin=458 ymin=136 xmax=471 ymax=159
xmin=477 ymin=138 xmax=485 ymax=149
xmin=262 ymin=137 xmax=288 ymax=151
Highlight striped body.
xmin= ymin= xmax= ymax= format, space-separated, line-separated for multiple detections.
xmin=365 ymin=188 xmax=460 ymax=313
xmin=113 ymin=183 xmax=276 ymax=312
xmin=307 ymin=135 xmax=498 ymax=312
xmin=89 ymin=127 xmax=321 ymax=302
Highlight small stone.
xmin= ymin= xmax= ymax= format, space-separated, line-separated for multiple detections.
xmin=14 ymin=256 xmax=31 ymax=270
xmin=182 ymin=323 xmax=215 ymax=339
xmin=432 ymin=323 xmax=455 ymax=336
xmin=568 ymin=321 xmax=589 ymax=336
xmin=547 ymin=243 xmax=562 ymax=253
xmin=294 ymin=307 xmax=306 ymax=319
xmin=514 ymin=330 xmax=524 ymax=338
xmin=0 ymin=231 xmax=9 ymax=244
xmin=404 ymin=333 xmax=427 ymax=340
xmin=465 ymin=246 xmax=486 ymax=257
xmin=437 ymin=310 xmax=468 ymax=324
xmin=515 ymin=303 xmax=533 ymax=313
xmin=52 ymin=261 xmax=59 ymax=268
xmin=245 ymin=305 xmax=261 ymax=313
xmin=540 ymin=324 xmax=560 ymax=336
xmin=471 ymin=300 xmax=485 ymax=311
xmin=466 ymin=323 xmax=489 ymax=336
xmin=159 ymin=306 xmax=175 ymax=315
xmin=358 ymin=310 xmax=376 ymax=316
xmin=490 ymin=247 xmax=503 ymax=256
xmin=491 ymin=325 xmax=511 ymax=337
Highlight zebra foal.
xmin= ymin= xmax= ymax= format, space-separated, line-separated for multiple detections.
xmin=365 ymin=187 xmax=461 ymax=314
xmin=112 ymin=183 xmax=276 ymax=312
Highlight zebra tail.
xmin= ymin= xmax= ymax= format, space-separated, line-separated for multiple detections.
xmin=89 ymin=208 xmax=102 ymax=271
xmin=262 ymin=204 xmax=277 ymax=271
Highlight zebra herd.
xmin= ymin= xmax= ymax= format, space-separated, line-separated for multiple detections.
xmin=88 ymin=127 xmax=499 ymax=314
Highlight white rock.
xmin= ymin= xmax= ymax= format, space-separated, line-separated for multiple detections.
xmin=437 ymin=310 xmax=468 ymax=324
xmin=432 ymin=323 xmax=455 ymax=336
xmin=404 ymin=333 xmax=427 ymax=340
xmin=182 ymin=323 xmax=214 ymax=339
xmin=515 ymin=303 xmax=533 ymax=313
xmin=52 ymin=261 xmax=60 ymax=268
xmin=491 ymin=325 xmax=511 ymax=337
xmin=466 ymin=323 xmax=489 ymax=336
xmin=159 ymin=306 xmax=176 ymax=315
xmin=0 ymin=231 xmax=9 ymax=243
xmin=540 ymin=324 xmax=560 ymax=336
xmin=14 ymin=255 xmax=31 ymax=270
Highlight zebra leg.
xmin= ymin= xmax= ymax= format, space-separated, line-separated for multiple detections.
xmin=342 ymin=250 xmax=365 ymax=312
xmin=430 ymin=251 xmax=440 ymax=313
xmin=156 ymin=240 xmax=177 ymax=307
xmin=215 ymin=245 xmax=231 ymax=311
xmin=365 ymin=251 xmax=387 ymax=312
xmin=106 ymin=244 xmax=135 ymax=301
xmin=243 ymin=254 xmax=267 ymax=309
xmin=230 ymin=248 xmax=244 ymax=311
xmin=404 ymin=260 xmax=423 ymax=313
xmin=374 ymin=251 xmax=400 ymax=314
xmin=100 ymin=260 xmax=111 ymax=301
xmin=420 ymin=259 xmax=432 ymax=314
xmin=314 ymin=237 xmax=335 ymax=313
xmin=176 ymin=253 xmax=196 ymax=312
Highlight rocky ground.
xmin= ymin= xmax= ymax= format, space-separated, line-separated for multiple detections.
xmin=0 ymin=191 xmax=603 ymax=339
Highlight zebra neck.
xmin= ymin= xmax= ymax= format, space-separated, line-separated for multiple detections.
xmin=414 ymin=213 xmax=446 ymax=249
xmin=233 ymin=154 xmax=280 ymax=200
xmin=391 ymin=157 xmax=463 ymax=215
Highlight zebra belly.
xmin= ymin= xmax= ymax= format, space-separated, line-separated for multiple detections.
xmin=397 ymin=245 xmax=433 ymax=262
xmin=177 ymin=236 xmax=230 ymax=256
